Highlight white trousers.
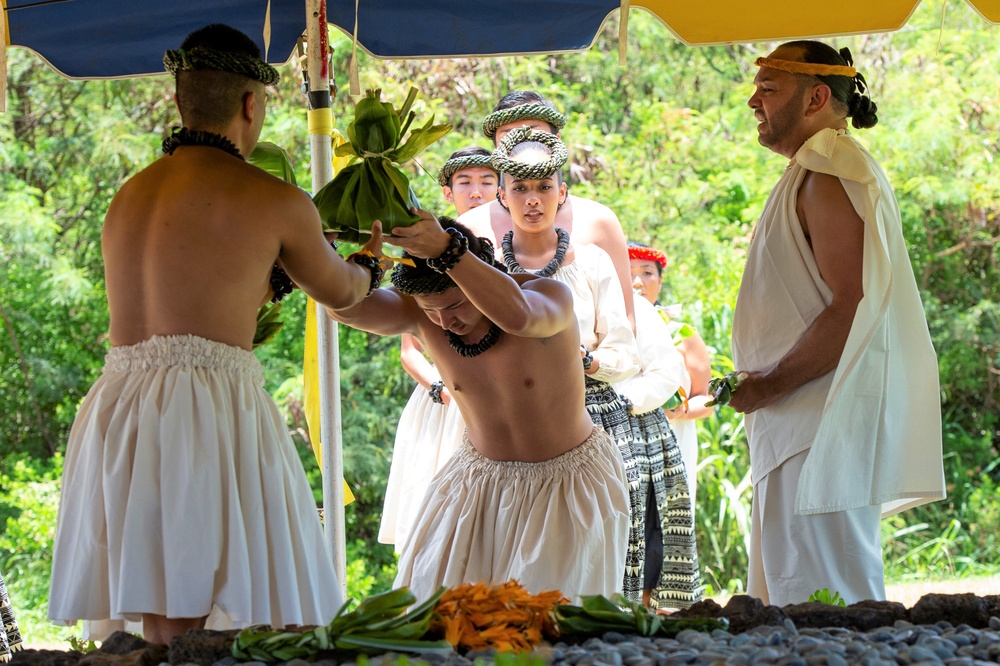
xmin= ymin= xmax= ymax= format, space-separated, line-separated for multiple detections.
xmin=747 ymin=449 xmax=885 ymax=606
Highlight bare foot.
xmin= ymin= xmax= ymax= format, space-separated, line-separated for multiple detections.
xmin=141 ymin=614 xmax=207 ymax=645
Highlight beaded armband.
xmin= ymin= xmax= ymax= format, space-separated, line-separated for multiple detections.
xmin=429 ymin=381 xmax=445 ymax=405
xmin=426 ymin=227 xmax=469 ymax=274
xmin=581 ymin=345 xmax=594 ymax=372
xmin=347 ymin=251 xmax=385 ymax=297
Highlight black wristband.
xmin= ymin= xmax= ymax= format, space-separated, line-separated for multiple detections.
xmin=269 ymin=265 xmax=295 ymax=303
xmin=347 ymin=252 xmax=385 ymax=297
xmin=426 ymin=227 xmax=469 ymax=273
xmin=429 ymin=381 xmax=445 ymax=405
xmin=581 ymin=345 xmax=593 ymax=372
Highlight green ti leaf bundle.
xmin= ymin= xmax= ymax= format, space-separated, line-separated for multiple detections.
xmin=231 ymin=586 xmax=452 ymax=660
xmin=554 ymin=594 xmax=728 ymax=639
xmin=314 ymin=88 xmax=452 ymax=243
xmin=706 ymin=371 xmax=749 ymax=407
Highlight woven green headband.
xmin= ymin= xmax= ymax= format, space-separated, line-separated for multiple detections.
xmin=481 ymin=103 xmax=566 ymax=140
xmin=437 ymin=154 xmax=498 ymax=187
xmin=491 ymin=127 xmax=568 ymax=181
xmin=164 ymin=46 xmax=281 ymax=86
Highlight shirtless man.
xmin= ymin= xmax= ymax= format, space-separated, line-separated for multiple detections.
xmin=48 ymin=24 xmax=382 ymax=644
xmin=328 ymin=211 xmax=630 ymax=602
xmin=380 ymin=146 xmax=499 ymax=551
xmin=458 ymin=90 xmax=635 ymax=324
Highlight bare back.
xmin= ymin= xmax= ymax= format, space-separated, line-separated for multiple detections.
xmin=414 ymin=314 xmax=594 ymax=463
xmin=104 ymin=146 xmax=358 ymax=349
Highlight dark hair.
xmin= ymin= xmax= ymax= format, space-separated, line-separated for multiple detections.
xmin=492 ymin=90 xmax=561 ymax=133
xmin=780 ymin=40 xmax=878 ymax=129
xmin=391 ymin=217 xmax=502 ymax=295
xmin=499 ymin=141 xmax=564 ymax=188
xmin=175 ymin=24 xmax=265 ymax=129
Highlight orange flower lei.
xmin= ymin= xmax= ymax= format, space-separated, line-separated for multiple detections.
xmin=431 ymin=580 xmax=568 ymax=653
xmin=628 ymin=245 xmax=667 ymax=269
xmin=754 ymin=57 xmax=857 ymax=78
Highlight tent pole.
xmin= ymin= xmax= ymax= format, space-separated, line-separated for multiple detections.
xmin=305 ymin=0 xmax=346 ymax=596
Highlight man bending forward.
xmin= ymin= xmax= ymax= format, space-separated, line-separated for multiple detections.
xmin=328 ymin=212 xmax=630 ymax=601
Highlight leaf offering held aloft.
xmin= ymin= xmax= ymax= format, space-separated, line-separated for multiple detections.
xmin=313 ymin=87 xmax=451 ymax=243
xmin=705 ymin=371 xmax=749 ymax=407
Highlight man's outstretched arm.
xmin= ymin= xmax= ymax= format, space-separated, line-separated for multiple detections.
xmin=387 ymin=210 xmax=575 ymax=339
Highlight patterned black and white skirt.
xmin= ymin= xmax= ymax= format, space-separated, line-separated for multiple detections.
xmin=0 ymin=570 xmax=22 ymax=662
xmin=628 ymin=407 xmax=702 ymax=610
xmin=584 ymin=376 xmax=642 ymax=603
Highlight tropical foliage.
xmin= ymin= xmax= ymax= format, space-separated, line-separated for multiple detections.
xmin=1 ymin=0 xmax=998 ymax=645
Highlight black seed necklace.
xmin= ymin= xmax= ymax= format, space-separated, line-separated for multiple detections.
xmin=502 ymin=227 xmax=570 ymax=277
xmin=446 ymin=322 xmax=503 ymax=358
xmin=162 ymin=127 xmax=244 ymax=161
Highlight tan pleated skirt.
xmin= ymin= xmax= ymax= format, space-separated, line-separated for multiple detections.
xmin=48 ymin=335 xmax=343 ymax=640
xmin=394 ymin=426 xmax=630 ymax=603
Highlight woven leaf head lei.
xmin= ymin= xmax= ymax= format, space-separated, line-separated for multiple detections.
xmin=437 ymin=153 xmax=497 ymax=187
xmin=164 ymin=45 xmax=280 ymax=85
xmin=491 ymin=127 xmax=568 ymax=182
xmin=481 ymin=103 xmax=566 ymax=140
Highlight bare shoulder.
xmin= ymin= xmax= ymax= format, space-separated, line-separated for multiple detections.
xmin=456 ymin=202 xmax=496 ymax=239
xmin=797 ymin=171 xmax=853 ymax=213
xmin=568 ymin=194 xmax=621 ymax=225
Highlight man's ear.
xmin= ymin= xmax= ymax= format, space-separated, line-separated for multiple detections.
xmin=805 ymin=83 xmax=832 ymax=117
xmin=442 ymin=186 xmax=454 ymax=203
xmin=243 ymin=90 xmax=257 ymax=123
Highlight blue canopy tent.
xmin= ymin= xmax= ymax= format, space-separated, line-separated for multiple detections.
xmin=2 ymin=0 xmax=997 ymax=594
xmin=3 ymin=0 xmax=998 ymax=80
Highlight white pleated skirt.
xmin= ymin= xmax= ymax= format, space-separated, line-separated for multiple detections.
xmin=48 ymin=335 xmax=343 ymax=640
xmin=379 ymin=385 xmax=466 ymax=554
xmin=394 ymin=427 xmax=630 ymax=603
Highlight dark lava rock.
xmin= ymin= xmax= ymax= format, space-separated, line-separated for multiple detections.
xmin=985 ymin=594 xmax=1000 ymax=619
xmin=93 ymin=633 xmax=150 ymax=656
xmin=911 ymin=593 xmax=990 ymax=628
xmin=675 ymin=598 xmax=725 ymax=619
xmin=77 ymin=645 xmax=167 ymax=666
xmin=783 ymin=600 xmax=906 ymax=631
xmin=11 ymin=649 xmax=83 ymax=666
xmin=717 ymin=595 xmax=789 ymax=634
xmin=166 ymin=629 xmax=239 ymax=666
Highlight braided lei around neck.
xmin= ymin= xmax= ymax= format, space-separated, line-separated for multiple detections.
xmin=446 ymin=322 xmax=503 ymax=358
xmin=162 ymin=127 xmax=244 ymax=160
xmin=502 ymin=227 xmax=571 ymax=277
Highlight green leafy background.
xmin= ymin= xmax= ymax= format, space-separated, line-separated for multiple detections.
xmin=1 ymin=0 xmax=998 ymax=645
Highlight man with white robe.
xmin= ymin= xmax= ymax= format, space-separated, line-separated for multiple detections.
xmin=731 ymin=40 xmax=946 ymax=606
